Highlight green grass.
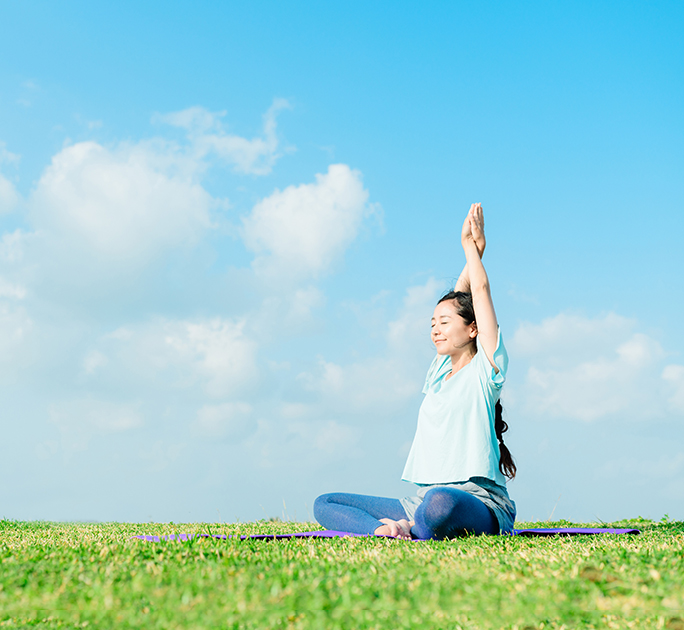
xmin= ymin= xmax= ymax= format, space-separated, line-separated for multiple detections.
xmin=1 ymin=518 xmax=683 ymax=629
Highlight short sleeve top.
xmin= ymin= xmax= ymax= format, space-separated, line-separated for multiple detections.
xmin=401 ymin=328 xmax=509 ymax=486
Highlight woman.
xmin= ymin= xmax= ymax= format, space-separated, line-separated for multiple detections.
xmin=313 ymin=203 xmax=516 ymax=540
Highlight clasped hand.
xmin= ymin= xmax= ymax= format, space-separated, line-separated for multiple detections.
xmin=461 ymin=202 xmax=486 ymax=256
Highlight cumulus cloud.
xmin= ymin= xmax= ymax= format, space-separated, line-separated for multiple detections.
xmin=0 ymin=142 xmax=20 ymax=164
xmin=298 ymin=278 xmax=441 ymax=416
xmin=509 ymin=312 xmax=684 ymax=422
xmin=0 ymin=278 xmax=26 ymax=300
xmin=28 ymin=140 xmax=213 ymax=268
xmin=174 ymin=279 xmax=441 ymax=473
xmin=599 ymin=450 xmax=684 ymax=480
xmin=192 ymin=402 xmax=255 ymax=440
xmin=48 ymin=398 xmax=143 ymax=454
xmin=0 ymin=287 xmax=36 ymax=381
xmin=0 ymin=230 xmax=25 ymax=264
xmin=387 ymin=278 xmax=443 ymax=357
xmin=138 ymin=440 xmax=185 ymax=473
xmin=662 ymin=364 xmax=684 ymax=414
xmin=82 ymin=350 xmax=108 ymax=375
xmin=0 ymin=173 xmax=20 ymax=214
xmin=242 ymin=164 xmax=376 ymax=280
xmin=158 ymin=99 xmax=291 ymax=175
xmin=16 ymin=103 xmax=291 ymax=288
xmin=162 ymin=318 xmax=258 ymax=398
xmin=0 ymin=142 xmax=20 ymax=214
xmin=0 ymin=302 xmax=33 ymax=368
xmin=292 ymin=419 xmax=360 ymax=455
xmin=94 ymin=317 xmax=259 ymax=400
xmin=254 ymin=286 xmax=325 ymax=336
xmin=246 ymin=418 xmax=362 ymax=470
xmin=299 ymin=356 xmax=417 ymax=415
xmin=0 ymin=232 xmax=30 ymax=314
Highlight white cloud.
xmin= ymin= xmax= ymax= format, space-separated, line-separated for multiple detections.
xmin=160 ymin=106 xmax=218 ymax=134
xmin=662 ymin=364 xmax=684 ymax=413
xmin=0 ymin=232 xmax=29 ymax=317
xmin=106 ymin=327 xmax=133 ymax=341
xmin=48 ymin=398 xmax=143 ymax=454
xmin=511 ymin=312 xmax=639 ymax=367
xmin=162 ymin=318 xmax=258 ymax=398
xmin=509 ymin=312 xmax=684 ymax=422
xmin=0 ymin=230 xmax=26 ymax=263
xmin=279 ymin=402 xmax=312 ymax=419
xmin=255 ymin=286 xmax=325 ymax=336
xmin=0 ymin=302 xmax=33 ymax=365
xmin=246 ymin=418 xmax=362 ymax=470
xmin=0 ymin=139 xmax=21 ymax=214
xmin=300 ymin=355 xmax=418 ymax=415
xmin=158 ymin=99 xmax=291 ymax=175
xmin=192 ymin=402 xmax=255 ymax=440
xmin=0 ymin=174 xmax=20 ymax=214
xmin=138 ymin=440 xmax=185 ymax=473
xmin=387 ymin=278 xmax=443 ymax=357
xmin=298 ymin=278 xmax=440 ymax=415
xmin=96 ymin=317 xmax=259 ymax=400
xmin=0 ymin=141 xmax=20 ymax=165
xmin=28 ymin=140 xmax=213 ymax=267
xmin=288 ymin=286 xmax=325 ymax=320
xmin=0 ymin=277 xmax=26 ymax=299
xmin=82 ymin=350 xmax=108 ymax=374
xmin=598 ymin=451 xmax=684 ymax=481
xmin=242 ymin=164 xmax=375 ymax=280
xmin=305 ymin=419 xmax=359 ymax=455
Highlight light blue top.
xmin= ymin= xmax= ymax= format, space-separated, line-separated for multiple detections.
xmin=401 ymin=328 xmax=508 ymax=486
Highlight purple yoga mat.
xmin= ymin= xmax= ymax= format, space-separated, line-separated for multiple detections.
xmin=132 ymin=530 xmax=370 ymax=542
xmin=512 ymin=527 xmax=640 ymax=536
xmin=132 ymin=527 xmax=640 ymax=542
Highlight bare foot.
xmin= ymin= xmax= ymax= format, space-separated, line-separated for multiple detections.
xmin=374 ymin=518 xmax=413 ymax=540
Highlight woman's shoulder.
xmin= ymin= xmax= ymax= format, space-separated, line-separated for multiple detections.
xmin=474 ymin=328 xmax=508 ymax=385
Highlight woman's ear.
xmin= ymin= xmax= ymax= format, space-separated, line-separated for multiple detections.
xmin=469 ymin=322 xmax=478 ymax=339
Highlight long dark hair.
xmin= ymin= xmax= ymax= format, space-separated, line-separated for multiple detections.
xmin=438 ymin=290 xmax=517 ymax=480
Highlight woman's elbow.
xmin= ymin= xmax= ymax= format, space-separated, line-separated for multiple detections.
xmin=471 ymin=280 xmax=491 ymax=297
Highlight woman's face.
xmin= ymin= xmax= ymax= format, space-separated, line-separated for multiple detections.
xmin=430 ymin=301 xmax=477 ymax=355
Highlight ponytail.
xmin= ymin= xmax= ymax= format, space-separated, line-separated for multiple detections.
xmin=495 ymin=400 xmax=516 ymax=480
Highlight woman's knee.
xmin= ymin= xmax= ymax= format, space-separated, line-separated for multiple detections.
xmin=418 ymin=488 xmax=498 ymax=537
xmin=421 ymin=488 xmax=463 ymax=523
xmin=313 ymin=493 xmax=334 ymax=519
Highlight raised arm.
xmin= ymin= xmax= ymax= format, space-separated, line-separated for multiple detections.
xmin=461 ymin=203 xmax=499 ymax=371
xmin=454 ymin=217 xmax=486 ymax=292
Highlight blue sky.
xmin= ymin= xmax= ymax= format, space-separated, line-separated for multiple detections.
xmin=1 ymin=1 xmax=683 ymax=524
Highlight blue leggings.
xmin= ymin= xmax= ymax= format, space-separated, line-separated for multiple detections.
xmin=313 ymin=487 xmax=498 ymax=540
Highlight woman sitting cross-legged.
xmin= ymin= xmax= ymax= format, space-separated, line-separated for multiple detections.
xmin=313 ymin=203 xmax=516 ymax=540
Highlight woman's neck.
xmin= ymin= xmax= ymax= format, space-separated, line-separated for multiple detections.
xmin=447 ymin=344 xmax=477 ymax=378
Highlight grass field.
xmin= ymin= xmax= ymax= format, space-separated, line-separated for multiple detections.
xmin=1 ymin=518 xmax=683 ymax=629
